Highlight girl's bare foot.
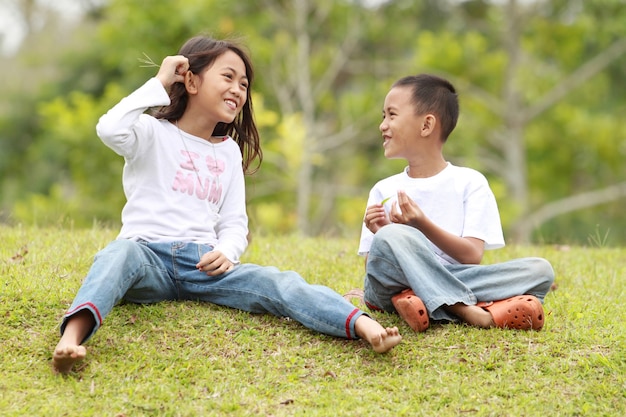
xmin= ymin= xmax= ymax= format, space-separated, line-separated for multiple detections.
xmin=52 ymin=310 xmax=95 ymax=374
xmin=369 ymin=327 xmax=403 ymax=353
xmin=355 ymin=316 xmax=402 ymax=353
xmin=52 ymin=343 xmax=87 ymax=374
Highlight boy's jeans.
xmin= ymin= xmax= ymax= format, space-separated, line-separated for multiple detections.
xmin=364 ymin=224 xmax=555 ymax=322
xmin=61 ymin=239 xmax=364 ymax=343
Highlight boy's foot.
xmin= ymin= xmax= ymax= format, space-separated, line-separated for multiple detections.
xmin=478 ymin=295 xmax=545 ymax=330
xmin=52 ymin=343 xmax=87 ymax=374
xmin=355 ymin=316 xmax=402 ymax=353
xmin=447 ymin=303 xmax=495 ymax=328
xmin=391 ymin=289 xmax=429 ymax=332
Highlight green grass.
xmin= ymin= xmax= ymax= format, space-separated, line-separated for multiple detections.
xmin=1 ymin=225 xmax=625 ymax=416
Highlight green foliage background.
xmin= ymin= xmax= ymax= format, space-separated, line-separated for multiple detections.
xmin=0 ymin=0 xmax=624 ymax=245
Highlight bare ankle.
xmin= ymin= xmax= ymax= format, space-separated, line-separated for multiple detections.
xmin=62 ymin=310 xmax=96 ymax=344
xmin=445 ymin=303 xmax=494 ymax=328
xmin=52 ymin=310 xmax=96 ymax=374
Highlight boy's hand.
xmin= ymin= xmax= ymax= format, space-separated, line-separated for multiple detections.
xmin=197 ymin=250 xmax=234 ymax=276
xmin=364 ymin=203 xmax=390 ymax=234
xmin=389 ymin=190 xmax=425 ymax=228
xmin=156 ymin=55 xmax=190 ymax=88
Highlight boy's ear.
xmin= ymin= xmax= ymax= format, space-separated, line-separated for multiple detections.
xmin=420 ymin=114 xmax=436 ymax=137
xmin=184 ymin=71 xmax=198 ymax=94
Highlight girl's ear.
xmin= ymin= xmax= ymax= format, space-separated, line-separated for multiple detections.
xmin=184 ymin=71 xmax=198 ymax=94
xmin=420 ymin=114 xmax=436 ymax=137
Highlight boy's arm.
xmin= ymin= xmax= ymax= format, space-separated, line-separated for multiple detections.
xmin=391 ymin=190 xmax=484 ymax=264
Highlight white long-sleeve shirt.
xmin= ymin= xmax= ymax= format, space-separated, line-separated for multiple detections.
xmin=96 ymin=77 xmax=248 ymax=263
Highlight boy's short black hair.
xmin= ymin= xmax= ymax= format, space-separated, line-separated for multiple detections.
xmin=393 ymin=74 xmax=459 ymax=141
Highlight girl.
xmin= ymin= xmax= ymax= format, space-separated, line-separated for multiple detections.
xmin=52 ymin=36 xmax=401 ymax=374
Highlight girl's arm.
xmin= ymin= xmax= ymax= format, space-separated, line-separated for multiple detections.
xmin=212 ymin=156 xmax=249 ymax=263
xmin=96 ymin=56 xmax=187 ymax=156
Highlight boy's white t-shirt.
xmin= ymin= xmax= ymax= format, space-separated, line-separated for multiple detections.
xmin=96 ymin=77 xmax=248 ymax=263
xmin=358 ymin=162 xmax=505 ymax=265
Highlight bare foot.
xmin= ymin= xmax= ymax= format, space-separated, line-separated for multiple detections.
xmin=52 ymin=343 xmax=87 ymax=374
xmin=52 ymin=310 xmax=95 ymax=374
xmin=355 ymin=316 xmax=402 ymax=353
xmin=369 ymin=327 xmax=403 ymax=353
xmin=445 ymin=303 xmax=495 ymax=328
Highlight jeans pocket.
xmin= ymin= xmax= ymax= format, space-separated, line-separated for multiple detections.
xmin=197 ymin=243 xmax=216 ymax=261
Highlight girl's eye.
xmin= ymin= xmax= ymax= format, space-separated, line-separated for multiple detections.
xmin=240 ymin=83 xmax=249 ymax=89
xmin=224 ymin=73 xmax=233 ymax=79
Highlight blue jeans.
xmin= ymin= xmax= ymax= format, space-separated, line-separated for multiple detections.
xmin=364 ymin=224 xmax=555 ymax=322
xmin=61 ymin=240 xmax=365 ymax=343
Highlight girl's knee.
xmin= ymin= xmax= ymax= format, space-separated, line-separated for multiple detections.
xmin=97 ymin=239 xmax=142 ymax=259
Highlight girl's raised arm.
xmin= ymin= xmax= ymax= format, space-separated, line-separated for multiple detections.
xmin=156 ymin=55 xmax=189 ymax=88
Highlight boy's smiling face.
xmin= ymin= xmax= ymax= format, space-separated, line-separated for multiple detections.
xmin=379 ymin=86 xmax=426 ymax=160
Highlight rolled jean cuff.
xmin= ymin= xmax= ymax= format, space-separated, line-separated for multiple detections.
xmin=346 ymin=308 xmax=367 ymax=340
xmin=59 ymin=302 xmax=102 ymax=344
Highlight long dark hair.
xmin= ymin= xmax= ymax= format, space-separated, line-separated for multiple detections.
xmin=153 ymin=36 xmax=262 ymax=174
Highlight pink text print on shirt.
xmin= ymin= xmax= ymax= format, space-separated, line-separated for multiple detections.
xmin=172 ymin=150 xmax=224 ymax=204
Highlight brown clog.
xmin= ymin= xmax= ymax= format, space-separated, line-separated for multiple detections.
xmin=478 ymin=295 xmax=545 ymax=330
xmin=391 ymin=289 xmax=429 ymax=332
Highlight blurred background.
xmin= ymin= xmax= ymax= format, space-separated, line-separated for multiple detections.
xmin=1 ymin=0 xmax=624 ymax=245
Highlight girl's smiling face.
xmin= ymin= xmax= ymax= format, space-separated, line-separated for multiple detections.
xmin=195 ymin=50 xmax=249 ymax=125
xmin=379 ymin=86 xmax=427 ymax=160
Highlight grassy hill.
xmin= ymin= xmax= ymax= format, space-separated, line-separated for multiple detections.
xmin=1 ymin=226 xmax=624 ymax=416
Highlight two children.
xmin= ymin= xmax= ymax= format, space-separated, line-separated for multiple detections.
xmin=358 ymin=74 xmax=554 ymax=332
xmin=52 ymin=37 xmax=553 ymax=374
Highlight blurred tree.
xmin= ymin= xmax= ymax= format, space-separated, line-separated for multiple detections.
xmin=406 ymin=0 xmax=626 ymax=244
xmin=237 ymin=0 xmax=451 ymax=235
xmin=0 ymin=0 xmax=101 ymax=221
xmin=1 ymin=0 xmax=625 ymax=245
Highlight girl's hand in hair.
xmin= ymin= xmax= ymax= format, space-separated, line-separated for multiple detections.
xmin=156 ymin=55 xmax=190 ymax=88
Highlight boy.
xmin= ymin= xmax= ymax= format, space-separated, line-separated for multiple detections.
xmin=356 ymin=74 xmax=554 ymax=332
